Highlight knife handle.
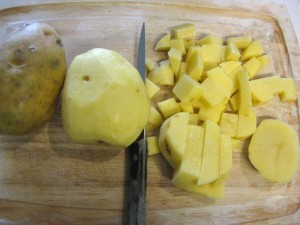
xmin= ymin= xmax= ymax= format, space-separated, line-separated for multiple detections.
xmin=127 ymin=135 xmax=147 ymax=225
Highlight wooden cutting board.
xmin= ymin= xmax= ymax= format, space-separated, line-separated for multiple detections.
xmin=0 ymin=0 xmax=299 ymax=224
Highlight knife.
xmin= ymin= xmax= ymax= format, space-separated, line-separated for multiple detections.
xmin=127 ymin=23 xmax=147 ymax=225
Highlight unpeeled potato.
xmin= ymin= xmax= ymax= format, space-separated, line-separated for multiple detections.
xmin=0 ymin=22 xmax=67 ymax=135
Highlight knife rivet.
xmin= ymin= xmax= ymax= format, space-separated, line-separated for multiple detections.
xmin=133 ymin=154 xmax=138 ymax=161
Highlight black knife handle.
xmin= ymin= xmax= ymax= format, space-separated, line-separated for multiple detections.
xmin=127 ymin=134 xmax=147 ymax=225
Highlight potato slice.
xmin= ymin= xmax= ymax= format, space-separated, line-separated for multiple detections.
xmin=206 ymin=67 xmax=233 ymax=99
xmin=226 ymin=36 xmax=252 ymax=49
xmin=146 ymin=106 xmax=164 ymax=132
xmin=168 ymin=47 xmax=182 ymax=77
xmin=187 ymin=49 xmax=204 ymax=81
xmin=172 ymin=23 xmax=196 ymax=39
xmin=219 ymin=61 xmax=241 ymax=76
xmin=172 ymin=74 xmax=203 ymax=104
xmin=159 ymin=112 xmax=190 ymax=168
xmin=178 ymin=62 xmax=188 ymax=79
xmin=237 ymin=70 xmax=252 ymax=115
xmin=229 ymin=92 xmax=239 ymax=112
xmin=219 ymin=112 xmax=238 ymax=138
xmin=157 ymin=98 xmax=181 ymax=119
xmin=269 ymin=75 xmax=284 ymax=95
xmin=155 ymin=34 xmax=171 ymax=51
xmin=178 ymin=102 xmax=194 ymax=113
xmin=197 ymin=120 xmax=220 ymax=185
xmin=145 ymin=78 xmax=160 ymax=99
xmin=280 ymin=78 xmax=297 ymax=102
xmin=257 ymin=54 xmax=271 ymax=68
xmin=146 ymin=58 xmax=156 ymax=71
xmin=147 ymin=136 xmax=160 ymax=156
xmin=225 ymin=43 xmax=241 ymax=61
xmin=201 ymin=44 xmax=222 ymax=71
xmin=170 ymin=38 xmax=186 ymax=55
xmin=198 ymin=99 xmax=227 ymax=123
xmin=200 ymin=77 xmax=227 ymax=107
xmin=237 ymin=110 xmax=257 ymax=139
xmin=241 ymin=40 xmax=264 ymax=61
xmin=243 ymin=57 xmax=261 ymax=79
xmin=197 ymin=35 xmax=223 ymax=46
xmin=186 ymin=46 xmax=201 ymax=62
xmin=220 ymin=134 xmax=233 ymax=176
xmin=248 ymin=119 xmax=299 ymax=183
xmin=249 ymin=77 xmax=274 ymax=105
xmin=172 ymin=125 xmax=204 ymax=191
xmin=147 ymin=60 xmax=174 ymax=85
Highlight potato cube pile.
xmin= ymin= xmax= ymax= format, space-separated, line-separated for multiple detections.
xmin=145 ymin=23 xmax=298 ymax=199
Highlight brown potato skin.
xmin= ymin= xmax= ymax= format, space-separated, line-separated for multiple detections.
xmin=0 ymin=22 xmax=67 ymax=135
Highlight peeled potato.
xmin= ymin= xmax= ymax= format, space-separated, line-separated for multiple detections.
xmin=248 ymin=119 xmax=299 ymax=183
xmin=61 ymin=48 xmax=150 ymax=147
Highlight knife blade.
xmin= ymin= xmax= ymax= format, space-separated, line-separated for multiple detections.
xmin=127 ymin=23 xmax=147 ymax=225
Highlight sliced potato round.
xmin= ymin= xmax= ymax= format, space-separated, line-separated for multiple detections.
xmin=248 ymin=119 xmax=299 ymax=183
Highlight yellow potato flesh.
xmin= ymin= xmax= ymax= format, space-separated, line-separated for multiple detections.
xmin=248 ymin=119 xmax=299 ymax=183
xmin=61 ymin=48 xmax=150 ymax=147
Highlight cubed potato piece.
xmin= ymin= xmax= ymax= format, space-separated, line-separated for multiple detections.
xmin=237 ymin=110 xmax=257 ymax=139
xmin=231 ymin=138 xmax=244 ymax=151
xmin=257 ymin=54 xmax=271 ymax=68
xmin=178 ymin=62 xmax=188 ymax=79
xmin=159 ymin=112 xmax=190 ymax=168
xmin=146 ymin=106 xmax=164 ymax=132
xmin=178 ymin=102 xmax=194 ymax=113
xmin=172 ymin=23 xmax=196 ymax=39
xmin=172 ymin=74 xmax=203 ymax=103
xmin=201 ymin=44 xmax=222 ymax=71
xmin=146 ymin=58 xmax=156 ymax=72
xmin=157 ymin=98 xmax=181 ymax=119
xmin=237 ymin=70 xmax=252 ymax=116
xmin=147 ymin=136 xmax=160 ymax=156
xmin=220 ymin=45 xmax=227 ymax=63
xmin=241 ymin=40 xmax=264 ymax=61
xmin=219 ymin=112 xmax=238 ymax=138
xmin=229 ymin=91 xmax=239 ymax=112
xmin=243 ymin=57 xmax=261 ymax=79
xmin=168 ymin=48 xmax=182 ymax=77
xmin=226 ymin=36 xmax=252 ymax=49
xmin=206 ymin=67 xmax=233 ymax=99
xmin=197 ymin=35 xmax=223 ymax=46
xmin=197 ymin=120 xmax=220 ymax=185
xmin=269 ymin=75 xmax=284 ymax=95
xmin=219 ymin=61 xmax=241 ymax=76
xmin=189 ymin=113 xmax=199 ymax=125
xmin=187 ymin=50 xmax=204 ymax=81
xmin=249 ymin=78 xmax=274 ymax=105
xmin=200 ymin=77 xmax=227 ymax=107
xmin=186 ymin=46 xmax=201 ymax=62
xmin=172 ymin=125 xmax=204 ymax=191
xmin=280 ymin=78 xmax=298 ymax=101
xmin=220 ymin=134 xmax=233 ymax=176
xmin=190 ymin=174 xmax=228 ymax=199
xmin=198 ymin=99 xmax=227 ymax=123
xmin=185 ymin=38 xmax=196 ymax=49
xmin=146 ymin=78 xmax=160 ymax=99
xmin=147 ymin=60 xmax=174 ymax=85
xmin=155 ymin=34 xmax=171 ymax=51
xmin=228 ymin=65 xmax=247 ymax=95
xmin=225 ymin=43 xmax=241 ymax=61
xmin=170 ymin=38 xmax=186 ymax=55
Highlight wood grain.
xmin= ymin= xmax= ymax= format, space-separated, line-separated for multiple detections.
xmin=0 ymin=1 xmax=299 ymax=224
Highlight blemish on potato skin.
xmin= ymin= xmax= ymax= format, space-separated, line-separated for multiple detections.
xmin=51 ymin=59 xmax=60 ymax=69
xmin=56 ymin=39 xmax=63 ymax=48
